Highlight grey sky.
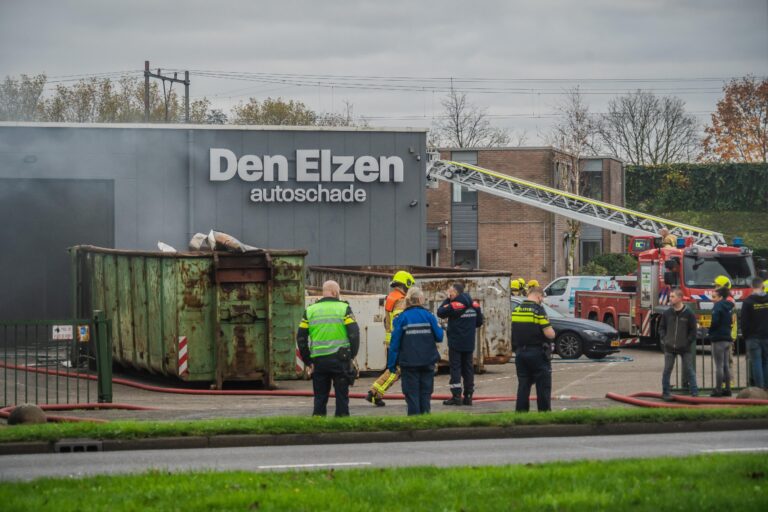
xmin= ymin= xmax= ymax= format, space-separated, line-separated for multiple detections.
xmin=1 ymin=0 xmax=766 ymax=143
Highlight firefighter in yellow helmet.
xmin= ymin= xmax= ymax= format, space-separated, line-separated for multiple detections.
xmin=366 ymin=270 xmax=415 ymax=406
xmin=510 ymin=278 xmax=525 ymax=297
xmin=527 ymin=279 xmax=540 ymax=289
xmin=713 ymin=275 xmax=737 ymax=382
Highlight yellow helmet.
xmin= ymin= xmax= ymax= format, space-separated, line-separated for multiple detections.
xmin=390 ymin=270 xmax=415 ymax=289
xmin=764 ymin=280 xmax=768 ymax=294
xmin=527 ymin=279 xmax=540 ymax=288
xmin=510 ymin=278 xmax=522 ymax=290
xmin=713 ymin=275 xmax=732 ymax=289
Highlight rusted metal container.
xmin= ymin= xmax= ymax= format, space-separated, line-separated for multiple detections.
xmin=306 ymin=266 xmax=512 ymax=371
xmin=71 ymin=245 xmax=306 ymax=387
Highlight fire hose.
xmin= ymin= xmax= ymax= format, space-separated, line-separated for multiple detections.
xmin=0 ymin=403 xmax=159 ymax=423
xmin=606 ymin=391 xmax=768 ymax=408
xmin=0 ymin=361 xmax=586 ymax=402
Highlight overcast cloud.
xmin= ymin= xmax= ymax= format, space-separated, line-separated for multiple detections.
xmin=1 ymin=0 xmax=766 ymax=142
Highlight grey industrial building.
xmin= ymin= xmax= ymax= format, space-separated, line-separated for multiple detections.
xmin=0 ymin=123 xmax=428 ymax=320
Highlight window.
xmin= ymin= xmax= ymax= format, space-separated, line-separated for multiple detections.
xmin=583 ymin=172 xmax=603 ymax=200
xmin=426 ymin=250 xmax=440 ymax=267
xmin=452 ymin=184 xmax=477 ymax=204
xmin=545 ymin=278 xmax=568 ymax=296
xmin=452 ymin=250 xmax=477 ymax=269
xmin=581 ymin=240 xmax=602 ymax=266
xmin=683 ymin=255 xmax=756 ymax=288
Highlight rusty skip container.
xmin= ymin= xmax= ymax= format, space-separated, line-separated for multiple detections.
xmin=70 ymin=245 xmax=306 ymax=388
xmin=306 ymin=266 xmax=512 ymax=371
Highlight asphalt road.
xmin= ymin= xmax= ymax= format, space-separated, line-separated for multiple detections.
xmin=1 ymin=430 xmax=767 ymax=481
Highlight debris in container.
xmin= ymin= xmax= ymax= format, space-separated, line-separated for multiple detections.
xmin=157 ymin=241 xmax=177 ymax=253
xmin=207 ymin=230 xmax=260 ymax=253
xmin=189 ymin=232 xmax=212 ymax=251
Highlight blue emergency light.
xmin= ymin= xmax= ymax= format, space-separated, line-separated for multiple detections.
xmin=733 ymin=237 xmax=744 ymax=247
xmin=676 ymin=237 xmax=686 ymax=249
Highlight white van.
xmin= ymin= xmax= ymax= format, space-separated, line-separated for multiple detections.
xmin=542 ymin=275 xmax=621 ymax=317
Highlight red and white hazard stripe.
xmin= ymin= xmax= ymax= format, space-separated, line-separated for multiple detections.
xmin=178 ymin=336 xmax=189 ymax=377
xmin=641 ymin=312 xmax=651 ymax=337
xmin=619 ymin=337 xmax=641 ymax=346
xmin=296 ymin=347 xmax=305 ymax=375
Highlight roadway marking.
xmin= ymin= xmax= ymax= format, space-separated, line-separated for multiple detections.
xmin=256 ymin=462 xmax=372 ymax=470
xmin=553 ymin=361 xmax=616 ymax=395
xmin=700 ymin=448 xmax=768 ymax=453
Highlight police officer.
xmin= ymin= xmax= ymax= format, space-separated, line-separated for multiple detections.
xmin=297 ymin=280 xmax=360 ymax=417
xmin=511 ymin=286 xmax=556 ymax=412
xmin=387 ymin=287 xmax=444 ymax=415
xmin=438 ymin=282 xmax=484 ymax=406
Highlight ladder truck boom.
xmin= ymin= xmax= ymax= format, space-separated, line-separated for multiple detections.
xmin=426 ymin=158 xmax=727 ymax=250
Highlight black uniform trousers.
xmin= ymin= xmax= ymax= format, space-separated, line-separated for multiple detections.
xmin=311 ymin=356 xmax=350 ymax=417
xmin=400 ymin=365 xmax=435 ymax=415
xmin=448 ymin=348 xmax=474 ymax=396
xmin=515 ymin=345 xmax=552 ymax=412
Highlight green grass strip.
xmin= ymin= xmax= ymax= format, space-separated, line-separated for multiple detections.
xmin=2 ymin=406 xmax=767 ymax=444
xmin=1 ymin=454 xmax=766 ymax=511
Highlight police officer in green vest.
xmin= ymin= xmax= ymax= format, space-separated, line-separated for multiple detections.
xmin=297 ymin=280 xmax=360 ymax=417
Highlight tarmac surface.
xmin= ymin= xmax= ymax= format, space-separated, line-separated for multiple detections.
xmin=2 ymin=429 xmax=766 ymax=481
xmin=0 ymin=347 xmax=751 ymax=421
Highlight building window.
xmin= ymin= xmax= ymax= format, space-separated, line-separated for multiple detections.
xmin=426 ymin=250 xmax=440 ymax=267
xmin=453 ymin=250 xmax=477 ymax=269
xmin=582 ymin=171 xmax=603 ymax=200
xmin=581 ymin=240 xmax=602 ymax=266
xmin=452 ymin=184 xmax=477 ymax=204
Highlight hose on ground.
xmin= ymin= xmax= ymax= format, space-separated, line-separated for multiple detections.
xmin=605 ymin=391 xmax=768 ymax=408
xmin=0 ymin=403 xmax=160 ymax=423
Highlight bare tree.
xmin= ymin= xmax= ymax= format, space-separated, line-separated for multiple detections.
xmin=548 ymin=88 xmax=599 ymax=275
xmin=598 ymin=90 xmax=698 ymax=165
xmin=316 ymin=100 xmax=369 ymax=127
xmin=430 ymin=89 xmax=509 ymax=148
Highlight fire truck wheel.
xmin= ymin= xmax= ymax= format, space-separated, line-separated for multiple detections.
xmin=555 ymin=332 xmax=583 ymax=359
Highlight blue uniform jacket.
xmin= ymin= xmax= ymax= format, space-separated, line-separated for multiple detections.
xmin=436 ymin=293 xmax=484 ymax=352
xmin=387 ymin=306 xmax=444 ymax=372
xmin=708 ymin=299 xmax=734 ymax=342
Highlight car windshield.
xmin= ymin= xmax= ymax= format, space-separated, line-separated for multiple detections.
xmin=511 ymin=298 xmax=564 ymax=318
xmin=683 ymin=254 xmax=756 ymax=288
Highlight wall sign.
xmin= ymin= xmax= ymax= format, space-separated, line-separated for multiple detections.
xmin=210 ymin=149 xmax=404 ymax=203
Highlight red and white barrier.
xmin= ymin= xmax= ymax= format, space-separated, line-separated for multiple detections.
xmin=178 ymin=336 xmax=189 ymax=377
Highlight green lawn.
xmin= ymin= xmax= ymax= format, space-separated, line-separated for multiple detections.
xmin=2 ymin=406 xmax=767 ymax=444
xmin=1 ymin=454 xmax=765 ymax=511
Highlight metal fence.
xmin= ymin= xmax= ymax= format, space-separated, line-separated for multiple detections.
xmin=1 ymin=311 xmax=112 ymax=407
xmin=673 ymin=342 xmax=750 ymax=392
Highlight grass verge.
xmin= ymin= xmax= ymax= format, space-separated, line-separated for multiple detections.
xmin=1 ymin=454 xmax=766 ymax=511
xmin=2 ymin=406 xmax=768 ymax=444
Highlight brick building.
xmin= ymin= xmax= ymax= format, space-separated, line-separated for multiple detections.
xmin=426 ymin=147 xmax=624 ymax=285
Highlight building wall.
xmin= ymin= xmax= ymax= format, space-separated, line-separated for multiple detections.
xmin=0 ymin=123 xmax=427 ymax=319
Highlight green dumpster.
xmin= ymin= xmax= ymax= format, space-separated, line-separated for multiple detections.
xmin=70 ymin=246 xmax=306 ymax=388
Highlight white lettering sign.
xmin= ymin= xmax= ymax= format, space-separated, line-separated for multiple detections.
xmin=210 ymin=148 xmax=404 ymax=204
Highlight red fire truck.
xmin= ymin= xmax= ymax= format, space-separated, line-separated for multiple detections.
xmin=575 ymin=237 xmax=760 ymax=346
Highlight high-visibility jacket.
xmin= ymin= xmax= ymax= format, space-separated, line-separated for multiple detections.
xmin=301 ymin=299 xmax=355 ymax=358
xmin=384 ymin=288 xmax=407 ymax=345
xmin=511 ymin=300 xmax=551 ymax=348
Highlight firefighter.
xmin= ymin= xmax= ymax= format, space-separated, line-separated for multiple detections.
xmin=713 ymin=275 xmax=738 ymax=381
xmin=660 ymin=228 xmax=677 ymax=247
xmin=511 ymin=286 xmax=556 ymax=412
xmin=510 ymin=278 xmax=525 ymax=297
xmin=437 ymin=282 xmax=484 ymax=406
xmin=527 ymin=279 xmax=540 ymax=289
xmin=296 ymin=280 xmax=359 ymax=417
xmin=366 ymin=270 xmax=415 ymax=406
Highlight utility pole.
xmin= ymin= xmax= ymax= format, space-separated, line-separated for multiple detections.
xmin=143 ymin=60 xmax=191 ymax=123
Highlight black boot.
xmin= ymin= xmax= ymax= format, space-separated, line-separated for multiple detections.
xmin=366 ymin=390 xmax=386 ymax=407
xmin=443 ymin=391 xmax=462 ymax=406
xmin=462 ymin=393 xmax=473 ymax=406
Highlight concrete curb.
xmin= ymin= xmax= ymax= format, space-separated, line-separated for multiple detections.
xmin=1 ymin=418 xmax=766 ymax=456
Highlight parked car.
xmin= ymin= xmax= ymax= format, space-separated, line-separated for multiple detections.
xmin=542 ymin=275 xmax=623 ymax=317
xmin=511 ymin=296 xmax=621 ymax=360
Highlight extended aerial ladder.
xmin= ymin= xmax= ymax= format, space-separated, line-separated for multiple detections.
xmin=426 ymin=158 xmax=727 ymax=250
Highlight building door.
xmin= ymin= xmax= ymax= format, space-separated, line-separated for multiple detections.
xmin=450 ymin=151 xmax=478 ymax=267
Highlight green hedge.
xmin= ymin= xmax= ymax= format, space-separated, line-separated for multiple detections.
xmin=626 ymin=163 xmax=768 ymax=212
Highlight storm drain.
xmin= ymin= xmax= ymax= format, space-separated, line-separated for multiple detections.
xmin=54 ymin=439 xmax=103 ymax=453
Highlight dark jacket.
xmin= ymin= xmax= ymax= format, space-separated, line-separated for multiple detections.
xmin=742 ymin=292 xmax=768 ymax=339
xmin=436 ymin=293 xmax=484 ymax=352
xmin=708 ymin=300 xmax=734 ymax=342
xmin=388 ymin=305 xmax=444 ymax=372
xmin=659 ymin=305 xmax=697 ymax=354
